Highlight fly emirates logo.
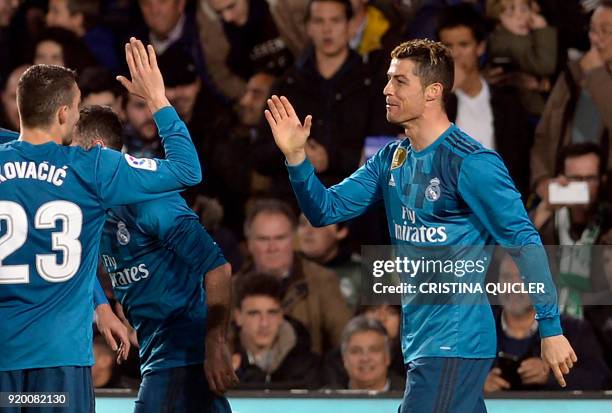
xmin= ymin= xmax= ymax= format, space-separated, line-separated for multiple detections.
xmin=394 ymin=207 xmax=447 ymax=243
xmin=102 ymin=254 xmax=150 ymax=287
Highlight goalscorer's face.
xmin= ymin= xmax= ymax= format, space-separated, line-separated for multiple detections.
xmin=235 ymin=295 xmax=284 ymax=350
xmin=343 ymin=331 xmax=390 ymax=388
xmin=383 ymin=58 xmax=426 ymax=126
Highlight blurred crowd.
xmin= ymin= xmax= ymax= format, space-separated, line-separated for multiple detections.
xmin=1 ymin=0 xmax=611 ymax=393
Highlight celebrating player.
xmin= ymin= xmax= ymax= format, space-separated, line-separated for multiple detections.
xmin=72 ymin=104 xmax=238 ymax=412
xmin=265 ymin=39 xmax=577 ymax=412
xmin=0 ymin=37 xmax=200 ymax=412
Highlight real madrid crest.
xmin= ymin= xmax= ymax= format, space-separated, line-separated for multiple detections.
xmin=391 ymin=147 xmax=407 ymax=169
xmin=425 ymin=178 xmax=441 ymax=202
xmin=116 ymin=221 xmax=131 ymax=246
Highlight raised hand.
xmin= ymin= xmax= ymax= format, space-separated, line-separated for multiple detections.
xmin=541 ymin=335 xmax=578 ymax=388
xmin=264 ymin=95 xmax=312 ymax=165
xmin=116 ymin=37 xmax=170 ymax=113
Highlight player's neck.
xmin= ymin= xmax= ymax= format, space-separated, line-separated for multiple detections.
xmin=19 ymin=126 xmax=63 ymax=145
xmin=403 ymin=111 xmax=452 ymax=152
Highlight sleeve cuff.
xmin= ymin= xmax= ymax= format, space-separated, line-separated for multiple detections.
xmin=537 ymin=315 xmax=563 ymax=338
xmin=153 ymin=106 xmax=179 ymax=129
xmin=286 ymin=158 xmax=315 ymax=182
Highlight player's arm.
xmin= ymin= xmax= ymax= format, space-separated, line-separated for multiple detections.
xmin=265 ymin=95 xmax=384 ymax=226
xmin=93 ymin=278 xmax=130 ymax=362
xmin=96 ymin=38 xmax=201 ymax=207
xmin=458 ymin=151 xmax=577 ymax=386
xmin=137 ymin=196 xmax=239 ymax=393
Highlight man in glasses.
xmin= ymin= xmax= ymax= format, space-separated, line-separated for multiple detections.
xmin=532 ymin=142 xmax=611 ymax=318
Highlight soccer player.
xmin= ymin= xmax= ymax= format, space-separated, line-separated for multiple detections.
xmin=264 ymin=39 xmax=577 ymax=412
xmin=0 ymin=127 xmax=18 ymax=143
xmin=0 ymin=38 xmax=200 ymax=412
xmin=73 ymin=105 xmax=238 ymax=412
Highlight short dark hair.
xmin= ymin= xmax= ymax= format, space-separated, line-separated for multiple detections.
xmin=558 ymin=142 xmax=607 ymax=176
xmin=390 ymin=39 xmax=454 ymax=105
xmin=437 ymin=4 xmax=488 ymax=43
xmin=74 ymin=105 xmax=123 ymax=151
xmin=78 ymin=66 xmax=120 ymax=99
xmin=32 ymin=27 xmax=97 ymax=73
xmin=305 ymin=0 xmax=353 ymax=22
xmin=244 ymin=198 xmax=297 ymax=238
xmin=235 ymin=273 xmax=283 ymax=309
xmin=17 ymin=64 xmax=77 ymax=129
xmin=65 ymin=0 xmax=101 ymax=29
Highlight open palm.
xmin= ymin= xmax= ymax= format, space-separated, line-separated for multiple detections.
xmin=264 ymin=95 xmax=312 ymax=164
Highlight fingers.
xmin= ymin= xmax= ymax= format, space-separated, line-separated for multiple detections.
xmin=264 ymin=109 xmax=277 ymax=128
xmin=272 ymin=95 xmax=288 ymax=119
xmin=303 ymin=115 xmax=312 ymax=136
xmin=280 ymin=96 xmax=296 ymax=118
xmin=116 ymin=76 xmax=133 ymax=93
xmin=267 ymin=97 xmax=283 ymax=123
xmin=551 ymin=363 xmax=566 ymax=387
xmin=493 ymin=376 xmax=511 ymax=390
xmin=124 ymin=43 xmax=137 ymax=77
xmin=130 ymin=37 xmax=149 ymax=72
xmin=570 ymin=349 xmax=578 ymax=363
xmin=147 ymin=44 xmax=158 ymax=70
xmin=103 ymin=329 xmax=118 ymax=352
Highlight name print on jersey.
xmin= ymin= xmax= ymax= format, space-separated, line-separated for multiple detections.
xmin=0 ymin=161 xmax=67 ymax=186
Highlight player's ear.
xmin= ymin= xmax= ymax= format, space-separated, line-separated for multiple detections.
xmin=336 ymin=226 xmax=349 ymax=241
xmin=57 ymin=105 xmax=69 ymax=125
xmin=425 ymin=83 xmax=443 ymax=102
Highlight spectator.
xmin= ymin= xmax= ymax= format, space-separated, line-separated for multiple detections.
xmin=361 ymin=304 xmax=404 ymax=378
xmin=348 ymin=0 xmax=404 ymax=57
xmin=438 ymin=3 xmax=533 ymax=196
xmin=253 ymin=0 xmax=398 ymax=199
xmin=531 ymin=0 xmax=612 ymax=196
xmin=92 ymin=335 xmax=138 ymax=389
xmin=235 ymin=199 xmax=352 ymax=354
xmin=0 ymin=64 xmax=28 ymax=131
xmin=486 ymin=0 xmax=557 ymax=116
xmin=78 ymin=66 xmax=122 ymax=115
xmin=31 ymin=27 xmax=97 ymax=73
xmin=135 ymin=0 xmax=207 ymax=82
xmin=324 ymin=316 xmax=405 ymax=390
xmin=297 ymin=213 xmax=362 ymax=311
xmin=206 ymin=0 xmax=294 ymax=79
xmin=583 ymin=244 xmax=612 ymax=371
xmin=200 ymin=70 xmax=277 ymax=237
xmin=531 ymin=143 xmax=611 ymax=318
xmin=484 ymin=256 xmax=610 ymax=392
xmin=403 ymin=0 xmax=485 ymax=40
xmin=121 ymin=93 xmax=162 ymax=159
xmin=232 ymin=273 xmax=320 ymax=389
xmin=198 ymin=0 xmax=309 ymax=101
xmin=46 ymin=0 xmax=120 ymax=72
xmin=0 ymin=0 xmax=20 ymax=84
xmin=156 ymin=45 xmax=252 ymax=233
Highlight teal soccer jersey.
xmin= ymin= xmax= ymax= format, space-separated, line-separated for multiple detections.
xmin=287 ymin=124 xmax=562 ymax=362
xmin=96 ymin=193 xmax=226 ymax=375
xmin=0 ymin=128 xmax=19 ymax=144
xmin=0 ymin=107 xmax=201 ymax=371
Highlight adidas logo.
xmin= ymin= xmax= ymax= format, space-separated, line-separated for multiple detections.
xmin=388 ymin=175 xmax=396 ymax=187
